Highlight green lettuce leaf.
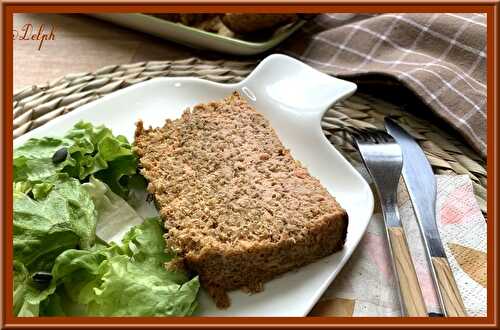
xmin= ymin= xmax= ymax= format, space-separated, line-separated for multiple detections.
xmin=13 ymin=181 xmax=32 ymax=195
xmin=64 ymin=122 xmax=135 ymax=188
xmin=13 ymin=123 xmax=200 ymax=317
xmin=13 ymin=137 xmax=75 ymax=183
xmin=32 ymin=182 xmax=54 ymax=200
xmin=39 ymin=286 xmax=78 ymax=316
xmin=87 ymin=256 xmax=199 ymax=316
xmin=83 ymin=176 xmax=144 ymax=243
xmin=13 ymin=121 xmax=137 ymax=197
xmin=50 ymin=248 xmax=111 ymax=306
xmin=13 ymin=175 xmax=97 ymax=271
xmin=13 ymin=261 xmax=56 ymax=317
xmin=44 ymin=218 xmax=199 ymax=317
xmin=121 ymin=215 xmax=171 ymax=265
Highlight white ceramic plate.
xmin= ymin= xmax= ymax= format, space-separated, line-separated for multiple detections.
xmin=89 ymin=13 xmax=305 ymax=55
xmin=14 ymin=54 xmax=374 ymax=316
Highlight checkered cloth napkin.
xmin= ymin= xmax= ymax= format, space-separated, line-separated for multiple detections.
xmin=280 ymin=13 xmax=487 ymax=157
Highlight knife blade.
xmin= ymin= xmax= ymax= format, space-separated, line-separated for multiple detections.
xmin=384 ymin=118 xmax=467 ymax=317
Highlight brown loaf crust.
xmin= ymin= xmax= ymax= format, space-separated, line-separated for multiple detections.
xmin=133 ymin=92 xmax=348 ymax=308
xmin=221 ymin=14 xmax=299 ymax=34
xmin=151 ymin=14 xmax=217 ymax=26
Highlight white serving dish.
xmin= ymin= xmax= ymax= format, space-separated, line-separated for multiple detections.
xmin=14 ymin=54 xmax=374 ymax=316
xmin=89 ymin=13 xmax=306 ymax=55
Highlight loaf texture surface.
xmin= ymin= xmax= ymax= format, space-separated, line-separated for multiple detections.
xmin=133 ymin=92 xmax=348 ymax=308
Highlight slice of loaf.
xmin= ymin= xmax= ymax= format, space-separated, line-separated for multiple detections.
xmin=133 ymin=92 xmax=348 ymax=308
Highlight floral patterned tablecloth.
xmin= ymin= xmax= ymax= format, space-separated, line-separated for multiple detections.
xmin=311 ymin=172 xmax=486 ymax=317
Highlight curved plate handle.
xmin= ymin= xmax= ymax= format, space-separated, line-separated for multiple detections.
xmin=238 ymin=54 xmax=357 ymax=117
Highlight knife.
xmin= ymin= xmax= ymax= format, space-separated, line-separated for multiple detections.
xmin=385 ymin=118 xmax=467 ymax=317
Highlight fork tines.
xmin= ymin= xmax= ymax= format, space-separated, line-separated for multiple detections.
xmin=349 ymin=126 xmax=395 ymax=145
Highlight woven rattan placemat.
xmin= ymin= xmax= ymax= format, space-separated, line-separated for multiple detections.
xmin=13 ymin=58 xmax=487 ymax=215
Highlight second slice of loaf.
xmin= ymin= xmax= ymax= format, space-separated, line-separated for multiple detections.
xmin=133 ymin=92 xmax=348 ymax=308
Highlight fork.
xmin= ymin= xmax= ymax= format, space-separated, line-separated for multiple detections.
xmin=351 ymin=127 xmax=427 ymax=317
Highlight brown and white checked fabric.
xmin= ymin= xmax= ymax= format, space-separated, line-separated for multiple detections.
xmin=280 ymin=13 xmax=487 ymax=158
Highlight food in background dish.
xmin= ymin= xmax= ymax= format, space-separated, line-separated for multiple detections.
xmin=149 ymin=13 xmax=315 ymax=40
xmin=220 ymin=14 xmax=299 ymax=34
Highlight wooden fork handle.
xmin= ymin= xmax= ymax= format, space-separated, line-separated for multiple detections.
xmin=388 ymin=227 xmax=427 ymax=316
xmin=432 ymin=257 xmax=467 ymax=316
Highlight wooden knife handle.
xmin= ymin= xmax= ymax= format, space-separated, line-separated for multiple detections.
xmin=431 ymin=257 xmax=467 ymax=316
xmin=388 ymin=227 xmax=427 ymax=316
